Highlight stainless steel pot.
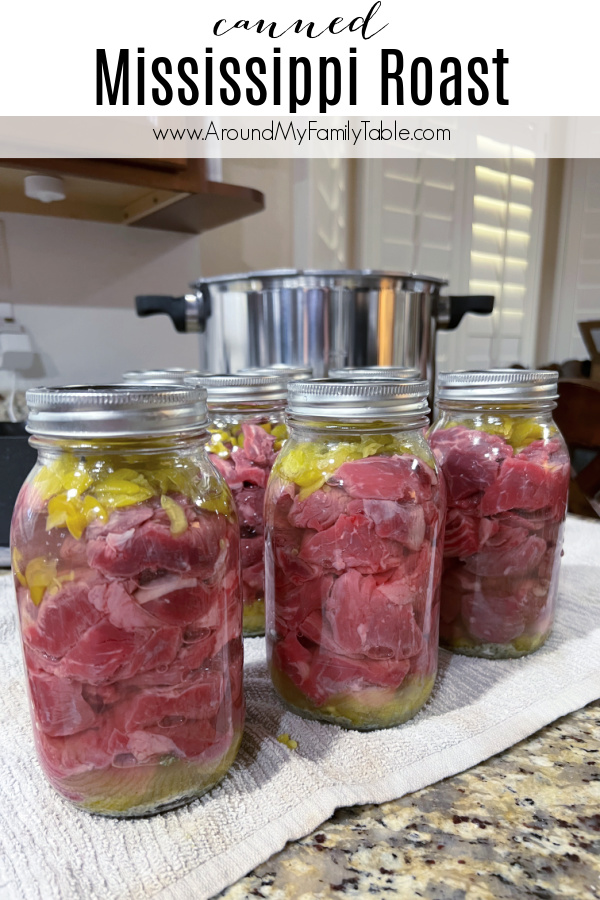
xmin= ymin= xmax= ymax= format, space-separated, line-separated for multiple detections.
xmin=135 ymin=270 xmax=494 ymax=382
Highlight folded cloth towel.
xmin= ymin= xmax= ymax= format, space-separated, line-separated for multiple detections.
xmin=0 ymin=516 xmax=599 ymax=900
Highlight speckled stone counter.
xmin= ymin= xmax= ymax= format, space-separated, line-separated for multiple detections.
xmin=218 ymin=701 xmax=600 ymax=900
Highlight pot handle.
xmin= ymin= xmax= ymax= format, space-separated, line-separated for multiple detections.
xmin=439 ymin=295 xmax=495 ymax=330
xmin=135 ymin=290 xmax=211 ymax=334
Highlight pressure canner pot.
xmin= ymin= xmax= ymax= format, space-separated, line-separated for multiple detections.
xmin=135 ymin=270 xmax=494 ymax=382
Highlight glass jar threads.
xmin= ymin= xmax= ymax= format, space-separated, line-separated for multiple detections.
xmin=188 ymin=374 xmax=288 ymax=637
xmin=265 ymin=380 xmax=445 ymax=730
xmin=328 ymin=366 xmax=422 ymax=381
xmin=237 ymin=364 xmax=314 ymax=381
xmin=11 ymin=385 xmax=243 ymax=816
xmin=122 ymin=368 xmax=206 ymax=385
xmin=429 ymin=370 xmax=571 ymax=659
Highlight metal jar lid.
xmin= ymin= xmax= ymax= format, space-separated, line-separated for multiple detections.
xmin=25 ymin=384 xmax=208 ymax=438
xmin=186 ymin=373 xmax=288 ymax=403
xmin=437 ymin=369 xmax=559 ymax=403
xmin=287 ymin=380 xmax=430 ymax=420
xmin=237 ymin=364 xmax=313 ymax=381
xmin=122 ymin=368 xmax=206 ymax=385
xmin=328 ymin=366 xmax=422 ymax=382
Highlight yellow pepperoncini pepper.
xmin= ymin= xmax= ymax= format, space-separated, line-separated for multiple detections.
xmin=93 ymin=469 xmax=154 ymax=510
xmin=12 ymin=548 xmax=27 ymax=587
xmin=24 ymin=557 xmax=58 ymax=606
xmin=160 ymin=495 xmax=188 ymax=535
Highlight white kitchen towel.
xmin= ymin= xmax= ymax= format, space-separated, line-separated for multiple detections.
xmin=1 ymin=515 xmax=599 ymax=900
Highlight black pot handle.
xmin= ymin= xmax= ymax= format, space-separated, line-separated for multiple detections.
xmin=136 ymin=295 xmax=187 ymax=332
xmin=135 ymin=289 xmax=211 ymax=334
xmin=445 ymin=295 xmax=494 ymax=330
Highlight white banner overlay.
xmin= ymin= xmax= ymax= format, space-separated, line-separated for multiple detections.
xmin=1 ymin=116 xmax=600 ymax=158
xmin=0 ymin=0 xmax=598 ymax=117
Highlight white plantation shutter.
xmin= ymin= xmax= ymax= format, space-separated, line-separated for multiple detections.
xmin=545 ymin=159 xmax=600 ymax=363
xmin=355 ymin=155 xmax=547 ymax=372
xmin=356 ymin=157 xmax=466 ymax=280
xmin=462 ymin=157 xmax=547 ymax=368
xmin=293 ymin=159 xmax=349 ymax=268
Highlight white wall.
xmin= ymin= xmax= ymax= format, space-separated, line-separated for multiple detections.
xmin=0 ymin=211 xmax=204 ymax=387
xmin=199 ymin=159 xmax=295 ymax=276
xmin=0 ymin=159 xmax=297 ymax=389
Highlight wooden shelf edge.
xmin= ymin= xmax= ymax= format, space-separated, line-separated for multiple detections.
xmin=130 ymin=180 xmax=265 ymax=234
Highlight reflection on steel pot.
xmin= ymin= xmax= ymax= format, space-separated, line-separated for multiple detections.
xmin=135 ymin=270 xmax=494 ymax=382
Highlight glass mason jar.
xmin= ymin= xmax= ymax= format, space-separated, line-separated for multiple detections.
xmin=328 ymin=366 xmax=422 ymax=381
xmin=429 ymin=370 xmax=571 ymax=659
xmin=188 ymin=374 xmax=288 ymax=637
xmin=265 ymin=380 xmax=445 ymax=730
xmin=11 ymin=385 xmax=244 ymax=817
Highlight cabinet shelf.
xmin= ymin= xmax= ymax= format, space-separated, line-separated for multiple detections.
xmin=0 ymin=158 xmax=265 ymax=234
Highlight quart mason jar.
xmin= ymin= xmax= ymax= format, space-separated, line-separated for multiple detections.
xmin=11 ymin=385 xmax=244 ymax=817
xmin=265 ymin=380 xmax=445 ymax=730
xmin=187 ymin=374 xmax=288 ymax=637
xmin=429 ymin=370 xmax=571 ymax=659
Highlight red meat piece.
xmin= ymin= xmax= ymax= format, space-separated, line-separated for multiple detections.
xmin=120 ymin=675 xmax=225 ymax=733
xmin=122 ymin=624 xmax=226 ymax=690
xmin=210 ymin=455 xmax=243 ymax=492
xmin=23 ymin=575 xmax=104 ymax=662
xmin=236 ymin=487 xmax=265 ymax=536
xmin=28 ymin=671 xmax=97 ymax=737
xmin=231 ymin=450 xmax=268 ymax=489
xmin=443 ymin=509 xmax=500 ymax=559
xmin=315 ymin=569 xmax=423 ymax=661
xmin=240 ymin=423 xmax=277 ymax=466
xmin=272 ymin=633 xmax=411 ymax=705
xmin=518 ymin=438 xmax=569 ymax=467
xmin=86 ymin=504 xmax=155 ymax=538
xmin=331 ymin=455 xmax=436 ymax=504
xmin=89 ymin=580 xmax=159 ymax=630
xmin=36 ymin=718 xmax=117 ymax=778
xmin=273 ymin=536 xmax=321 ymax=584
xmin=430 ymin=427 xmax=513 ymax=503
xmin=59 ymin=535 xmax=88 ymax=567
xmin=57 ymin=621 xmax=181 ymax=684
xmin=114 ymin=730 xmax=180 ymax=764
xmin=481 ymin=452 xmax=569 ymax=518
xmin=269 ymin=481 xmax=295 ymax=526
xmin=132 ymin=574 xmax=213 ymax=626
xmin=143 ymin=718 xmax=220 ymax=760
xmin=274 ymin=574 xmax=334 ymax=632
xmin=241 ymin=534 xmax=263 ymax=568
xmin=347 ymin=499 xmax=426 ymax=550
xmin=299 ymin=514 xmax=404 ymax=574
xmin=464 ymin=531 xmax=546 ymax=578
xmin=86 ymin=505 xmax=226 ymax=579
xmin=439 ymin=564 xmax=476 ymax=625
xmin=461 ymin=590 xmax=525 ymax=644
xmin=242 ymin=560 xmax=264 ymax=593
xmin=288 ymin=487 xmax=350 ymax=532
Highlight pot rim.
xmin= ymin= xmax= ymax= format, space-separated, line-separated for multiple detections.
xmin=191 ymin=269 xmax=448 ymax=291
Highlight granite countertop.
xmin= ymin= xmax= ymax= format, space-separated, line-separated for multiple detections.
xmin=218 ymin=701 xmax=600 ymax=900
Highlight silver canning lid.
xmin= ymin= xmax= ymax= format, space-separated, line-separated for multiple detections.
xmin=237 ymin=364 xmax=313 ymax=381
xmin=186 ymin=373 xmax=288 ymax=403
xmin=328 ymin=366 xmax=422 ymax=382
xmin=437 ymin=369 xmax=559 ymax=402
xmin=25 ymin=384 xmax=208 ymax=438
xmin=122 ymin=368 xmax=206 ymax=385
xmin=288 ymin=380 xmax=430 ymax=419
